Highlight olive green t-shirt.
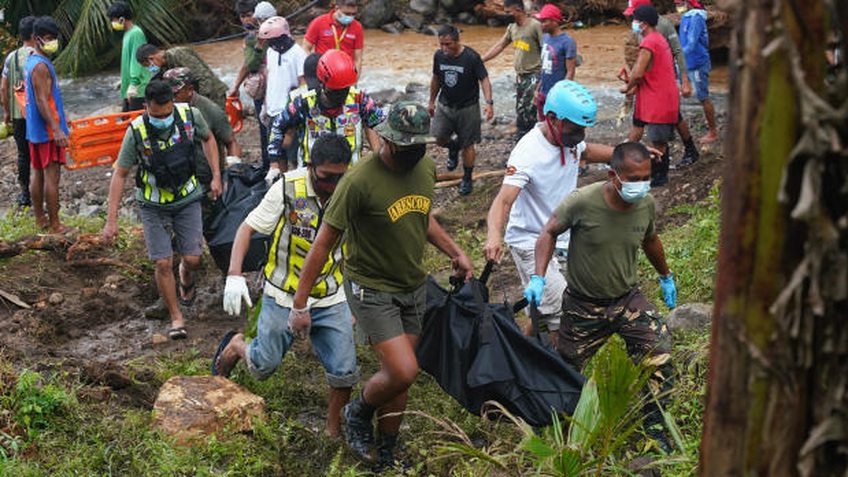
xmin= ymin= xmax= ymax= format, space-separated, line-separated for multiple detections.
xmin=323 ymin=152 xmax=437 ymax=293
xmin=191 ymin=93 xmax=232 ymax=187
xmin=116 ymin=105 xmax=210 ymax=209
xmin=553 ymin=181 xmax=656 ymax=299
xmin=503 ymin=19 xmax=544 ymax=75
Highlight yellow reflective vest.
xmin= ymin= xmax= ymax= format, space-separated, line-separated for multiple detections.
xmin=300 ymin=89 xmax=364 ymax=165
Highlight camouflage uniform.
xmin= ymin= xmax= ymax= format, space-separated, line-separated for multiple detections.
xmin=515 ymin=72 xmax=540 ymax=137
xmin=161 ymin=47 xmax=229 ymax=108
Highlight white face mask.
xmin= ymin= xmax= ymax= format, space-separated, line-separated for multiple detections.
xmin=631 ymin=21 xmax=643 ymax=35
xmin=615 ymin=172 xmax=651 ymax=203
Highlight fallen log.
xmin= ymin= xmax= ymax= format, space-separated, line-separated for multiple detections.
xmin=435 ymin=169 xmax=505 ymax=188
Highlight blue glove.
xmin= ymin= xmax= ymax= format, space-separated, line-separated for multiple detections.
xmin=523 ymin=274 xmax=546 ymax=305
xmin=659 ymin=274 xmax=677 ymax=308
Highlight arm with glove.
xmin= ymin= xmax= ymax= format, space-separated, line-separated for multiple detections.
xmin=223 ymin=222 xmax=257 ymax=316
xmin=643 ymin=231 xmax=676 ymax=308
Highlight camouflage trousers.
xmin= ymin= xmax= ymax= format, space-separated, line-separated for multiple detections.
xmin=556 ymin=286 xmax=674 ymax=401
xmin=515 ymin=72 xmax=540 ymax=137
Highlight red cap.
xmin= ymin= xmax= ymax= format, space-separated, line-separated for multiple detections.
xmin=624 ymin=0 xmax=651 ymax=16
xmin=534 ymin=4 xmax=562 ymax=23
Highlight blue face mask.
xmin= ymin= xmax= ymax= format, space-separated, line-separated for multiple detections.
xmin=149 ymin=115 xmax=174 ymax=130
xmin=337 ymin=13 xmax=355 ymax=26
xmin=631 ymin=21 xmax=643 ymax=34
xmin=615 ymin=172 xmax=651 ymax=203
xmin=147 ymin=64 xmax=160 ymax=74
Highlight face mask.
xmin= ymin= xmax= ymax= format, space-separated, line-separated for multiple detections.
xmin=321 ymin=87 xmax=350 ymax=109
xmin=311 ymin=170 xmax=344 ymax=196
xmin=337 ymin=13 xmax=355 ymax=26
xmin=242 ymin=22 xmax=256 ymax=30
xmin=615 ymin=172 xmax=651 ymax=203
xmin=561 ymin=128 xmax=585 ymax=148
xmin=268 ymin=35 xmax=295 ymax=54
xmin=676 ymin=5 xmax=688 ymax=13
xmin=111 ymin=20 xmax=125 ymax=31
xmin=147 ymin=64 xmax=160 ymax=74
xmin=505 ymin=14 xmax=516 ymax=23
xmin=40 ymin=39 xmax=60 ymax=55
xmin=148 ymin=114 xmax=175 ymax=130
xmin=391 ymin=144 xmax=426 ymax=170
xmin=631 ymin=21 xmax=643 ymax=35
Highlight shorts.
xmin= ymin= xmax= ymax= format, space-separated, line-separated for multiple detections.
xmin=430 ymin=102 xmax=482 ymax=149
xmin=687 ymin=64 xmax=711 ymax=101
xmin=29 ymin=141 xmax=67 ymax=170
xmin=344 ymin=277 xmax=426 ymax=344
xmin=510 ymin=246 xmax=565 ymax=330
xmin=632 ymin=112 xmax=683 ymax=128
xmin=246 ymin=296 xmax=360 ymax=387
xmin=645 ymin=124 xmax=676 ymax=144
xmin=138 ymin=200 xmax=204 ymax=260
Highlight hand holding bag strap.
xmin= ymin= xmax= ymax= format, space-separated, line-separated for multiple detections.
xmin=528 ymin=301 xmax=552 ymax=348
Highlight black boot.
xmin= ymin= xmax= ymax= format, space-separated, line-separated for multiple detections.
xmin=459 ymin=166 xmax=473 ymax=195
xmin=651 ymin=151 xmax=669 ymax=187
xmin=343 ymin=394 xmax=376 ymax=462
xmin=446 ymin=140 xmax=459 ymax=171
xmin=675 ymin=137 xmax=699 ymax=168
xmin=371 ymin=432 xmax=398 ymax=473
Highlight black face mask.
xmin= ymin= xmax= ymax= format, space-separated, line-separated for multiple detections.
xmin=505 ymin=14 xmax=516 ymax=23
xmin=392 ymin=144 xmax=427 ymax=170
xmin=268 ymin=35 xmax=294 ymax=54
xmin=561 ymin=129 xmax=585 ymax=148
xmin=321 ymin=87 xmax=350 ymax=109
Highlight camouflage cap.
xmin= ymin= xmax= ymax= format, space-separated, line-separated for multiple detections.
xmin=162 ymin=67 xmax=193 ymax=93
xmin=373 ymin=101 xmax=435 ymax=146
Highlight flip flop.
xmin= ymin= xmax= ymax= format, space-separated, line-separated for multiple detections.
xmin=178 ymin=280 xmax=197 ymax=307
xmin=167 ymin=326 xmax=188 ymax=340
xmin=211 ymin=330 xmax=237 ymax=377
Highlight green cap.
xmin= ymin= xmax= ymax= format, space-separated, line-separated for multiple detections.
xmin=373 ymin=101 xmax=435 ymax=146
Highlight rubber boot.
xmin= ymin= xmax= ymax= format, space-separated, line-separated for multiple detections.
xmin=371 ymin=432 xmax=398 ymax=474
xmin=459 ymin=166 xmax=473 ymax=195
xmin=651 ymin=151 xmax=669 ymax=187
xmin=446 ymin=140 xmax=459 ymax=171
xmin=343 ymin=394 xmax=376 ymax=462
xmin=677 ymin=137 xmax=699 ymax=168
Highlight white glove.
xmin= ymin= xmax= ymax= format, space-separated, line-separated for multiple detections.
xmin=223 ymin=275 xmax=253 ymax=316
xmin=225 ymin=155 xmax=241 ymax=166
xmin=264 ymin=167 xmax=281 ymax=186
xmin=127 ymin=84 xmax=139 ymax=99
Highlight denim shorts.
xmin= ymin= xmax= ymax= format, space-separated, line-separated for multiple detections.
xmin=138 ymin=200 xmax=203 ymax=261
xmin=687 ymin=64 xmax=711 ymax=101
xmin=344 ymin=278 xmax=426 ymax=344
xmin=246 ymin=295 xmax=360 ymax=388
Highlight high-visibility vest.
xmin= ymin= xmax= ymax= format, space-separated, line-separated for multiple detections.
xmin=130 ymin=103 xmax=199 ymax=204
xmin=264 ymin=171 xmax=344 ymax=298
xmin=299 ymin=89 xmax=364 ymax=164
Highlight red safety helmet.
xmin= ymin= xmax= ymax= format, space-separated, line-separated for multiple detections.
xmin=316 ymin=50 xmax=358 ymax=89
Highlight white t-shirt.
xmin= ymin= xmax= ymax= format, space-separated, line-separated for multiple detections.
xmin=264 ymin=43 xmax=307 ymax=118
xmin=503 ymin=124 xmax=586 ymax=250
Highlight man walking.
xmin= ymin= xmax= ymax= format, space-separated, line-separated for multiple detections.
xmin=103 ymin=80 xmax=222 ymax=340
xmin=428 ymin=24 xmax=493 ymax=196
xmin=303 ymin=0 xmax=364 ymax=75
xmin=678 ymin=0 xmax=718 ymax=143
xmin=108 ymin=2 xmax=150 ymax=111
xmin=212 ymin=134 xmax=359 ymax=439
xmin=528 ymin=141 xmax=677 ymax=452
xmin=1 ymin=16 xmax=35 ymax=207
xmin=533 ymin=4 xmax=577 ymax=120
xmin=484 ymin=80 xmax=612 ymax=344
xmin=481 ymin=0 xmax=543 ymax=140
xmin=291 ymin=102 xmax=473 ymax=471
xmin=25 ymin=16 xmax=69 ymax=234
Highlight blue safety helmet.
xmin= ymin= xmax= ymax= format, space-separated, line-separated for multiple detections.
xmin=543 ymin=80 xmax=597 ymax=127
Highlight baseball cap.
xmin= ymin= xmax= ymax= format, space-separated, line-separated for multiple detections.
xmin=675 ymin=0 xmax=703 ymax=8
xmin=534 ymin=4 xmax=562 ymax=23
xmin=623 ymin=0 xmax=651 ymax=16
xmin=253 ymin=1 xmax=277 ymax=20
xmin=373 ymin=102 xmax=435 ymax=146
xmin=162 ymin=67 xmax=193 ymax=92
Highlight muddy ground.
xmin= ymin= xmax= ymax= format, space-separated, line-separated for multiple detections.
xmin=0 ymin=25 xmax=726 ymax=414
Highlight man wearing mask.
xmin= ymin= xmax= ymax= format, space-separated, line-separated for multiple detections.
xmin=302 ymin=0 xmax=364 ymax=76
xmin=268 ymin=49 xmax=383 ymax=176
xmin=25 ymin=16 xmax=70 ymax=234
xmin=212 ymin=134 xmax=359 ymax=440
xmin=528 ymin=141 xmax=676 ymax=453
xmin=103 ymin=80 xmax=222 ymax=340
xmin=291 ymin=102 xmax=473 ymax=471
xmin=484 ymin=80 xmax=613 ymax=344
xmin=136 ymin=43 xmax=229 ymax=108
xmin=108 ymin=2 xmax=150 ymax=111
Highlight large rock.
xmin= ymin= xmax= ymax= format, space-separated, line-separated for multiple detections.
xmin=409 ymin=0 xmax=438 ymax=16
xmin=154 ymin=376 xmax=265 ymax=445
xmin=359 ymin=0 xmax=395 ymax=28
xmin=665 ymin=303 xmax=712 ymax=333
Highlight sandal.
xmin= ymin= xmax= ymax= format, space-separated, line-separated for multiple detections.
xmin=167 ymin=326 xmax=188 ymax=340
xmin=178 ymin=280 xmax=196 ymax=307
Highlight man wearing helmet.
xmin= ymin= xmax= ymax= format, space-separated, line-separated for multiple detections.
xmin=291 ymin=102 xmax=473 ymax=470
xmin=268 ymin=49 xmax=383 ymax=173
xmin=484 ymin=80 xmax=614 ymax=344
xmin=302 ymin=0 xmax=364 ymax=76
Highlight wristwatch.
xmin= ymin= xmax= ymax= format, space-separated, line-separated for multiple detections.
xmin=485 ymin=99 xmax=494 ymax=105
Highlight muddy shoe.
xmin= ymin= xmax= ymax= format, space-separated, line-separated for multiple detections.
xmin=343 ymin=399 xmax=375 ymax=462
xmin=16 ymin=192 xmax=31 ymax=207
xmin=459 ymin=176 xmax=473 ymax=196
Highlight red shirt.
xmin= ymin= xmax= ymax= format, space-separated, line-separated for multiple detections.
xmin=304 ymin=10 xmax=364 ymax=58
xmin=634 ymin=31 xmax=679 ymax=125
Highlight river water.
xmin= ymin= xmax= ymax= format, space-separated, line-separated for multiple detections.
xmin=59 ymin=24 xmax=727 ymax=121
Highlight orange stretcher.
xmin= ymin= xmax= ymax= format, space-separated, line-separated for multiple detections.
xmin=226 ymin=97 xmax=244 ymax=133
xmin=66 ymin=111 xmax=142 ymax=170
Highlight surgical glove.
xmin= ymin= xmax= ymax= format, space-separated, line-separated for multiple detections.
xmin=659 ymin=274 xmax=677 ymax=308
xmin=289 ymin=307 xmax=311 ymax=340
xmin=127 ymin=84 xmax=138 ymax=99
xmin=523 ymin=274 xmax=546 ymax=305
xmin=225 ymin=155 xmax=241 ymax=166
xmin=223 ymin=275 xmax=253 ymax=316
xmin=264 ymin=167 xmax=281 ymax=186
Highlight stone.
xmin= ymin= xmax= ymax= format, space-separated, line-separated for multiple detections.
xmin=49 ymin=292 xmax=64 ymax=305
xmin=666 ymin=303 xmax=712 ymax=332
xmin=152 ymin=333 xmax=169 ymax=345
xmin=153 ymin=375 xmax=265 ymax=445
xmin=359 ymin=0 xmax=395 ymax=28
xmin=409 ymin=0 xmax=437 ymax=15
xmin=398 ymin=13 xmax=424 ymax=32
xmin=368 ymin=88 xmax=401 ymax=106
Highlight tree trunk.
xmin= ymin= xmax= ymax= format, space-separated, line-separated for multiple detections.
xmin=701 ymin=1 xmax=848 ymax=476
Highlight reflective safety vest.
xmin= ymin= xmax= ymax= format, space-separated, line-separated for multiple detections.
xmin=130 ymin=103 xmax=199 ymax=204
xmin=264 ymin=171 xmax=344 ymax=298
xmin=300 ymin=88 xmax=364 ymax=165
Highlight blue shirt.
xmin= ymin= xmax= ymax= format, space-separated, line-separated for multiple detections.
xmin=24 ymin=53 xmax=68 ymax=144
xmin=539 ymin=32 xmax=577 ymax=95
xmin=680 ymin=9 xmax=710 ymax=70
